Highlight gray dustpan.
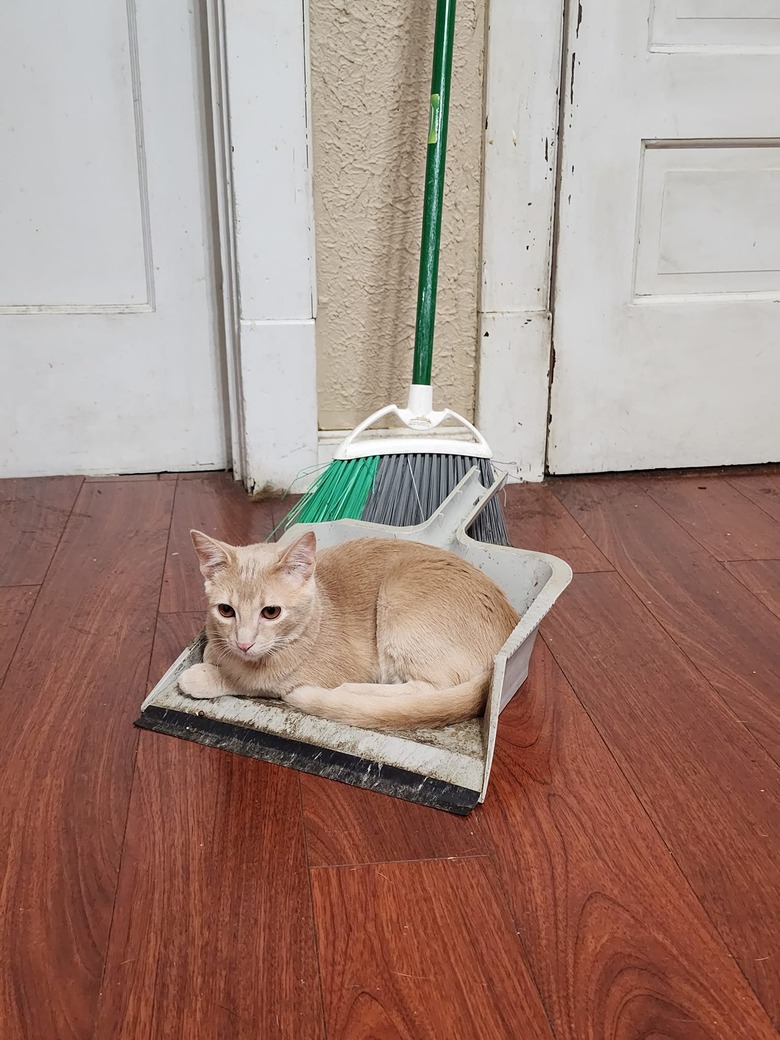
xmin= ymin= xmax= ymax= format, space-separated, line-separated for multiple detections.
xmin=136 ymin=470 xmax=572 ymax=814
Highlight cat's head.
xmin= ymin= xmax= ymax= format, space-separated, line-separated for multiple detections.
xmin=190 ymin=529 xmax=317 ymax=661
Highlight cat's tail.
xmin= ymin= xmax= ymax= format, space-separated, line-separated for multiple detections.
xmin=283 ymin=673 xmax=491 ymax=730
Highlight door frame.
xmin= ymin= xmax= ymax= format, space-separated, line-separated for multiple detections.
xmin=476 ymin=0 xmax=564 ymax=482
xmin=209 ymin=0 xmax=564 ymax=491
xmin=205 ymin=0 xmax=318 ymax=494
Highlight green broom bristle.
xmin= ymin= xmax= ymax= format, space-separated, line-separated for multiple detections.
xmin=282 ymin=456 xmax=379 ymax=528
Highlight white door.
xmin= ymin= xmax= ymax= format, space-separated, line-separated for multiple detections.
xmin=548 ymin=0 xmax=780 ymax=474
xmin=0 ymin=0 xmax=227 ymax=477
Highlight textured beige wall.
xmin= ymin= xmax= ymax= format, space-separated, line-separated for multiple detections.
xmin=310 ymin=0 xmax=485 ymax=430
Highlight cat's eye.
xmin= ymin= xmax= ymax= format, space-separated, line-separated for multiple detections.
xmin=261 ymin=605 xmax=281 ymax=620
xmin=217 ymin=603 xmax=235 ymax=618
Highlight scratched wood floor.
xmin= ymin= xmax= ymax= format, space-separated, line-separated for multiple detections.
xmin=1 ymin=467 xmax=778 ymax=1040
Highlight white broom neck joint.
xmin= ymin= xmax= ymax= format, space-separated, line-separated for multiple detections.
xmin=406 ymin=384 xmax=434 ymax=417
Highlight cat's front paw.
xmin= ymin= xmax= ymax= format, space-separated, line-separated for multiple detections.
xmin=178 ymin=662 xmax=225 ymax=700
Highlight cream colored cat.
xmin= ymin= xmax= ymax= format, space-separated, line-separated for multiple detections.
xmin=178 ymin=530 xmax=519 ymax=729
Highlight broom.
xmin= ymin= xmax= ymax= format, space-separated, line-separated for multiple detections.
xmin=280 ymin=0 xmax=509 ymax=546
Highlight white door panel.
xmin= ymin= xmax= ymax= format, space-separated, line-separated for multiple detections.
xmin=548 ymin=0 xmax=780 ymax=473
xmin=0 ymin=0 xmax=226 ymax=476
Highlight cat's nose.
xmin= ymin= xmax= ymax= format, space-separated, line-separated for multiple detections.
xmin=236 ymin=641 xmax=254 ymax=653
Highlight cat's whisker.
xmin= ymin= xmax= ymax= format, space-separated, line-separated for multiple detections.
xmin=207 ymin=640 xmax=235 ymax=668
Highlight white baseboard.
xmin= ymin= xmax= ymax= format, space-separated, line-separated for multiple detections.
xmin=238 ymin=312 xmax=550 ymax=494
xmin=317 ymin=425 xmax=480 ymax=467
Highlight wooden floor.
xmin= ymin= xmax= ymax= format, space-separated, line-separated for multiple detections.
xmin=1 ymin=468 xmax=778 ymax=1039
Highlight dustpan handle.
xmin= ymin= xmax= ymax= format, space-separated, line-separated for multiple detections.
xmin=412 ymin=0 xmax=457 ymax=388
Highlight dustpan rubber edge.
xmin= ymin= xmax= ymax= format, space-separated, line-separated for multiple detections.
xmin=135 ymin=706 xmax=480 ymax=816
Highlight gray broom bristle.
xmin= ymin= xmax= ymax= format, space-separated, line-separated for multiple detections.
xmin=360 ymin=454 xmax=510 ymax=546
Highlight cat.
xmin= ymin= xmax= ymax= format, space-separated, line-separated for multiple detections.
xmin=178 ymin=529 xmax=519 ymax=730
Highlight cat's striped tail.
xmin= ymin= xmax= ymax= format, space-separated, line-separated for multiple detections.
xmin=282 ymin=673 xmax=491 ymax=730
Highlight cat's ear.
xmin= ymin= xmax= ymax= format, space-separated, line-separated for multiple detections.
xmin=278 ymin=531 xmax=316 ymax=583
xmin=190 ymin=530 xmax=233 ymax=580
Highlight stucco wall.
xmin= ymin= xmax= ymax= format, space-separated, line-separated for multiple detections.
xmin=310 ymin=0 xmax=485 ymax=430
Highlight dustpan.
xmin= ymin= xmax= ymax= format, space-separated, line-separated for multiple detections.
xmin=136 ymin=470 xmax=572 ymax=814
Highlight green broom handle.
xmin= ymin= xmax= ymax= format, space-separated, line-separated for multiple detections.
xmin=412 ymin=0 xmax=457 ymax=388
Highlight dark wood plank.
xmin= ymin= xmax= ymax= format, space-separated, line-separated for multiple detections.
xmin=147 ymin=612 xmax=204 ymax=691
xmin=503 ymin=481 xmax=613 ymax=571
xmin=480 ymin=639 xmax=778 ymax=1040
xmin=310 ymin=857 xmax=554 ymax=1040
xmin=95 ymin=734 xmax=324 ymax=1040
xmin=542 ymin=571 xmax=780 ymax=1025
xmin=728 ymin=471 xmax=780 ymax=524
xmin=160 ymin=473 xmax=276 ymax=613
xmin=0 ymin=586 xmax=37 ymax=684
xmin=0 ymin=480 xmax=174 ymax=1040
xmin=552 ymin=476 xmax=780 ymax=764
xmin=301 ymin=773 xmax=487 ymax=866
xmin=725 ymin=559 xmax=780 ymax=622
xmin=646 ymin=475 xmax=780 ymax=561
xmin=0 ymin=476 xmax=82 ymax=585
